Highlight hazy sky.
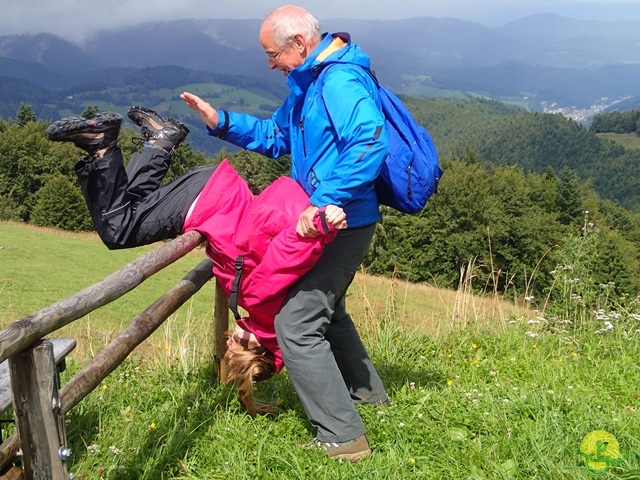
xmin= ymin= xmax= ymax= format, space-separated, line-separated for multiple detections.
xmin=2 ymin=0 xmax=638 ymax=43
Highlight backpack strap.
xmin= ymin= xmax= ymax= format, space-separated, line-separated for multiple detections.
xmin=229 ymin=255 xmax=244 ymax=321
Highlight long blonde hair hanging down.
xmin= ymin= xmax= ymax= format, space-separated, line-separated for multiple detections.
xmin=223 ymin=331 xmax=278 ymax=417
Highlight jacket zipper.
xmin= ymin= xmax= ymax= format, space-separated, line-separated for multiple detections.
xmin=299 ymin=117 xmax=308 ymax=157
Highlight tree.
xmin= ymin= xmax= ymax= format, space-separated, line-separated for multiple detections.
xmin=16 ymin=103 xmax=36 ymax=127
xmin=81 ymin=105 xmax=100 ymax=119
xmin=31 ymin=175 xmax=94 ymax=231
xmin=556 ymin=167 xmax=584 ymax=226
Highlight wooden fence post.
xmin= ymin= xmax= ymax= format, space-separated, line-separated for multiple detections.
xmin=213 ymin=280 xmax=229 ymax=382
xmin=9 ymin=341 xmax=68 ymax=480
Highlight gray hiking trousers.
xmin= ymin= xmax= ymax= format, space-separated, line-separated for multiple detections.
xmin=274 ymin=223 xmax=389 ymax=443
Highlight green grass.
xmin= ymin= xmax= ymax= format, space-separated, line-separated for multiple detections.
xmin=2 ymin=222 xmax=640 ymax=479
xmin=596 ymin=132 xmax=640 ymax=151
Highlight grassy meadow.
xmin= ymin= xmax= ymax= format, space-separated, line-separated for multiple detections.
xmin=1 ymin=221 xmax=640 ymax=479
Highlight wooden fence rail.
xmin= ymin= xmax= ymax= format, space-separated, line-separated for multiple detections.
xmin=0 ymin=230 xmax=205 ymax=365
xmin=0 ymin=231 xmax=230 ymax=479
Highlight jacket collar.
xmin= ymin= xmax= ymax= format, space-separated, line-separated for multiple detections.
xmin=286 ymin=32 xmax=351 ymax=96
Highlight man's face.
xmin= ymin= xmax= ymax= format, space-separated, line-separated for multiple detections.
xmin=259 ymin=27 xmax=306 ymax=76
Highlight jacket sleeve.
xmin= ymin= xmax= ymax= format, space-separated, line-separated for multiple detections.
xmin=310 ymin=67 xmax=388 ymax=207
xmin=207 ymin=94 xmax=295 ymax=158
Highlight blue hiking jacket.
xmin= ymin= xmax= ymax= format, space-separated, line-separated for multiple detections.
xmin=207 ymin=32 xmax=389 ymax=228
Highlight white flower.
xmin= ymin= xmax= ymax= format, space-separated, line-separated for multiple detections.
xmin=109 ymin=446 xmax=123 ymax=455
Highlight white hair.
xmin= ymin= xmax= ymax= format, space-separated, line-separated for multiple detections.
xmin=264 ymin=5 xmax=321 ymax=48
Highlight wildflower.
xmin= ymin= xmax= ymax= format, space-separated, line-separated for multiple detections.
xmin=409 ymin=458 xmax=416 ymax=465
xmin=472 ymin=343 xmax=478 ymax=349
xmin=568 ymin=385 xmax=573 ymax=390
xmin=490 ymin=371 xmax=497 ymax=377
xmin=447 ymin=379 xmax=453 ymax=386
xmin=87 ymin=444 xmax=100 ymax=454
xmin=524 ymin=296 xmax=534 ymax=302
xmin=547 ymin=390 xmax=554 ymax=395
xmin=165 ymin=345 xmax=170 ymax=351
xmin=525 ymin=331 xmax=538 ymax=338
xmin=109 ymin=446 xmax=123 ymax=455
xmin=102 ymin=384 xmax=108 ymax=391
xmin=532 ymin=344 xmax=537 ymax=349
xmin=150 ymin=422 xmax=157 ymax=430
xmin=372 ymin=360 xmax=377 ymax=365
xmin=399 ymin=422 xmax=405 ymax=428
xmin=409 ymin=382 xmax=416 ymax=391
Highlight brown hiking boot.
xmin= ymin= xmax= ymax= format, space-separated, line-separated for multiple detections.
xmin=47 ymin=112 xmax=122 ymax=157
xmin=127 ymin=106 xmax=189 ymax=153
xmin=305 ymin=435 xmax=372 ymax=462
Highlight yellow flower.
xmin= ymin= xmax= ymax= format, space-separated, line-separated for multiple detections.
xmin=372 ymin=360 xmax=377 ymax=365
xmin=409 ymin=458 xmax=416 ymax=464
xmin=532 ymin=344 xmax=538 ymax=349
xmin=125 ymin=411 xmax=132 ymax=418
xmin=472 ymin=343 xmax=478 ymax=349
xmin=164 ymin=345 xmax=170 ymax=351
xmin=572 ymin=352 xmax=578 ymax=357
xmin=447 ymin=353 xmax=453 ymax=358
xmin=102 ymin=384 xmax=108 ymax=391
xmin=447 ymin=379 xmax=453 ymax=386
xmin=150 ymin=422 xmax=157 ymax=430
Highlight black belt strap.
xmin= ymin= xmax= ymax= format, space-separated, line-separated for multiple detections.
xmin=229 ymin=255 xmax=244 ymax=320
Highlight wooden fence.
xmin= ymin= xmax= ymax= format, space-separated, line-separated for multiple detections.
xmin=0 ymin=231 xmax=230 ymax=479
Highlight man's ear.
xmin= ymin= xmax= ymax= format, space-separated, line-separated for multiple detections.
xmin=292 ymin=34 xmax=305 ymax=53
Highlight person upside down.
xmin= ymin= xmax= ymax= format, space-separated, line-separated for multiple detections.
xmin=47 ymin=107 xmax=385 ymax=420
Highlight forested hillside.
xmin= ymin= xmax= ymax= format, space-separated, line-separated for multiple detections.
xmin=405 ymin=97 xmax=640 ymax=212
xmin=2 ymin=98 xmax=640 ymax=315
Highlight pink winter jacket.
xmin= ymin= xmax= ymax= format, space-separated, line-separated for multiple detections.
xmin=182 ymin=160 xmax=338 ymax=371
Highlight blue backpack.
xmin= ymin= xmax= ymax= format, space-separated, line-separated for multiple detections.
xmin=317 ymin=65 xmax=443 ymax=214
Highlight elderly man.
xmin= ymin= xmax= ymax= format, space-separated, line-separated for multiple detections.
xmin=181 ymin=4 xmax=389 ymax=462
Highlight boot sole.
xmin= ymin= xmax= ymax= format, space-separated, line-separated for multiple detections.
xmin=330 ymin=448 xmax=372 ymax=462
xmin=48 ymin=113 xmax=122 ymax=141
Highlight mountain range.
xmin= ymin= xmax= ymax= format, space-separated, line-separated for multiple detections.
xmin=1 ymin=13 xmax=640 ymax=122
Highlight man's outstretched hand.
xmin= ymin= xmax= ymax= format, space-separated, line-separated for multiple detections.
xmin=180 ymin=92 xmax=219 ymax=130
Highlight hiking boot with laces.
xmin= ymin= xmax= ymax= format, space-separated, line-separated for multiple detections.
xmin=127 ymin=106 xmax=189 ymax=153
xmin=304 ymin=435 xmax=371 ymax=462
xmin=47 ymin=112 xmax=122 ymax=157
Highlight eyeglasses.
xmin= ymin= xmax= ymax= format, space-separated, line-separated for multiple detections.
xmin=265 ymin=49 xmax=282 ymax=61
xmin=230 ymin=330 xmax=267 ymax=356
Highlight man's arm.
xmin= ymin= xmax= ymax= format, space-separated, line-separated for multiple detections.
xmin=181 ymin=91 xmax=292 ymax=158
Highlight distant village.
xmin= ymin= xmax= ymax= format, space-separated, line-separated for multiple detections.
xmin=541 ymin=96 xmax=632 ymax=124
